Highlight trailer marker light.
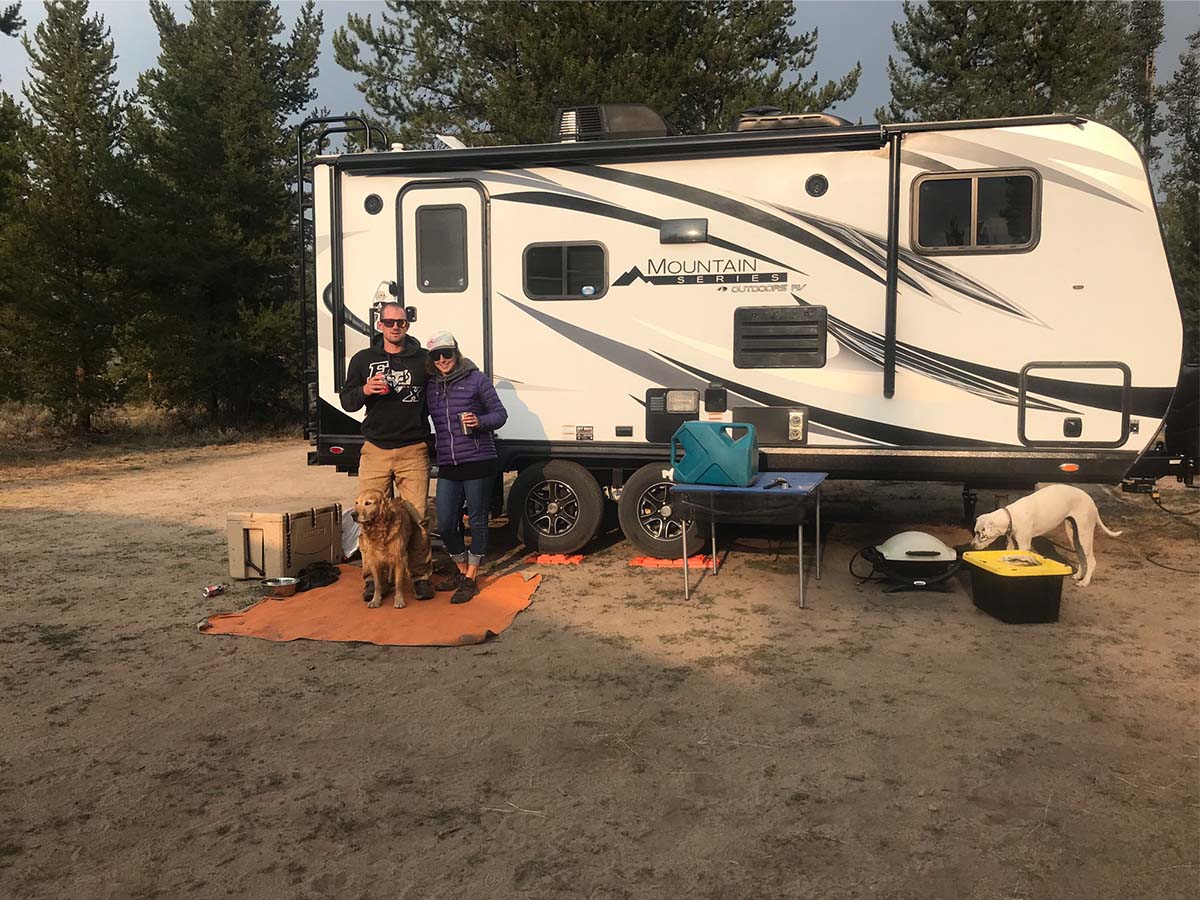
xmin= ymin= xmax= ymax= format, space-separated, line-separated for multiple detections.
xmin=1058 ymin=463 xmax=1079 ymax=473
xmin=330 ymin=446 xmax=344 ymax=455
xmin=665 ymin=389 xmax=699 ymax=413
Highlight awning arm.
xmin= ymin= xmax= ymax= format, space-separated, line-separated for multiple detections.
xmin=883 ymin=131 xmax=903 ymax=399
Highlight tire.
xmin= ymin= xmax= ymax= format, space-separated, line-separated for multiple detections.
xmin=509 ymin=460 xmax=604 ymax=554
xmin=617 ymin=463 xmax=704 ymax=559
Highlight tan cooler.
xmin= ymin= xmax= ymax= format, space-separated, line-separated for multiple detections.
xmin=227 ymin=505 xmax=343 ymax=580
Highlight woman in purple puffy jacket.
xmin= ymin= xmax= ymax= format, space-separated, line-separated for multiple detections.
xmin=425 ymin=331 xmax=508 ymax=604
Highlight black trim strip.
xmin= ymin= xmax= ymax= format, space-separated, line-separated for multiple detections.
xmin=777 ymin=207 xmax=930 ymax=297
xmin=885 ymin=115 xmax=1085 ymax=134
xmin=310 ymin=432 xmax=1136 ymax=486
xmin=915 ymin=346 xmax=1172 ymax=417
xmin=332 ymin=169 xmax=347 ymax=392
xmin=916 ymin=133 xmax=1138 ymax=212
xmin=571 ymin=166 xmax=884 ymax=285
xmin=337 ymin=125 xmax=886 ymax=174
xmin=502 ymin=293 xmax=717 ymax=391
xmin=781 ymin=208 xmax=1037 ymax=321
xmin=817 ymin=309 xmax=1073 ymax=412
xmin=884 ymin=132 xmax=902 ymax=398
xmin=493 ymin=440 xmax=1136 ymax=485
xmin=318 ymin=397 xmax=363 ymax=435
xmin=659 ymin=354 xmax=1008 ymax=448
xmin=503 ymin=292 xmax=1018 ymax=448
xmin=494 ymin=191 xmax=798 ymax=273
xmin=330 ymin=116 xmax=1087 ymax=176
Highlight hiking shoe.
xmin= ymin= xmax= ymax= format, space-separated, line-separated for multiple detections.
xmin=413 ymin=579 xmax=435 ymax=601
xmin=434 ymin=570 xmax=464 ymax=592
xmin=362 ymin=575 xmax=391 ymax=602
xmin=450 ymin=577 xmax=477 ymax=605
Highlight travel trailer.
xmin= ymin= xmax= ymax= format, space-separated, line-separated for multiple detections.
xmin=299 ymin=107 xmax=1187 ymax=556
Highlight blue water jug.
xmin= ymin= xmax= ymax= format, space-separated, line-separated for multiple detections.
xmin=671 ymin=422 xmax=759 ymax=487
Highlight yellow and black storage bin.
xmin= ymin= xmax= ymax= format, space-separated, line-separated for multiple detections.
xmin=962 ymin=551 xmax=1073 ymax=624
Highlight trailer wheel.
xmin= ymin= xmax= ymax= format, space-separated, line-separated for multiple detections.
xmin=510 ymin=460 xmax=604 ymax=554
xmin=617 ymin=463 xmax=703 ymax=558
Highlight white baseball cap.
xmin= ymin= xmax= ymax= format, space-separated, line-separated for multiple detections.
xmin=426 ymin=331 xmax=457 ymax=352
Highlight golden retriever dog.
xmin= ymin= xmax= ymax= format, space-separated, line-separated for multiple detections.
xmin=351 ymin=489 xmax=418 ymax=608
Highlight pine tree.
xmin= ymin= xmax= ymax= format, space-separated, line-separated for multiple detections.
xmin=1110 ymin=0 xmax=1165 ymax=168
xmin=333 ymin=1 xmax=860 ymax=146
xmin=878 ymin=1 xmax=1128 ymax=122
xmin=3 ymin=0 xmax=123 ymax=432
xmin=1161 ymin=29 xmax=1199 ymax=361
xmin=0 ymin=98 xmax=25 ymax=400
xmin=122 ymin=0 xmax=321 ymax=424
xmin=0 ymin=3 xmax=25 ymax=398
xmin=0 ymin=3 xmax=22 ymax=36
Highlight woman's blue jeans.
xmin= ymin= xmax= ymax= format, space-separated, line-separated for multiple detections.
xmin=435 ymin=475 xmax=493 ymax=567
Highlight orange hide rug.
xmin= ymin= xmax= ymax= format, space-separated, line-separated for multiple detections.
xmin=199 ymin=565 xmax=540 ymax=647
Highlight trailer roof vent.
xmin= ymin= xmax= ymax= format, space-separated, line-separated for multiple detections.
xmin=735 ymin=106 xmax=853 ymax=132
xmin=557 ymin=103 xmax=672 ymax=142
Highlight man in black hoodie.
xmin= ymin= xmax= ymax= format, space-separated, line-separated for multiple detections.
xmin=341 ymin=301 xmax=435 ymax=601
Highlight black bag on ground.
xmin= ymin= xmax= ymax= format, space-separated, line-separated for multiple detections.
xmin=295 ymin=561 xmax=340 ymax=593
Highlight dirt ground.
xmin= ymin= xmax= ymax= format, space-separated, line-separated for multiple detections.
xmin=0 ymin=439 xmax=1197 ymax=900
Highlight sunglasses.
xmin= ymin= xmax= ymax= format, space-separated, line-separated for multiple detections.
xmin=378 ymin=318 xmax=408 ymax=329
xmin=430 ymin=348 xmax=456 ymax=361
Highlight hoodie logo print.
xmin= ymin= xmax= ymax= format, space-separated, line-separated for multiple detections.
xmin=368 ymin=361 xmax=423 ymax=403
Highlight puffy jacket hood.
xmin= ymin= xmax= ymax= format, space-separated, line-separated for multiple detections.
xmin=432 ymin=357 xmax=479 ymax=385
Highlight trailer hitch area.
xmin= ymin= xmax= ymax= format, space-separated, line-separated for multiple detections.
xmin=1121 ymin=476 xmax=1159 ymax=495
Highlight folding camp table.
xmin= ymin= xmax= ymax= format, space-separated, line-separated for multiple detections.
xmin=668 ymin=472 xmax=827 ymax=607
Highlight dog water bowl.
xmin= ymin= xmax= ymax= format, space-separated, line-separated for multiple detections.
xmin=962 ymin=551 xmax=1072 ymax=624
xmin=261 ymin=577 xmax=298 ymax=599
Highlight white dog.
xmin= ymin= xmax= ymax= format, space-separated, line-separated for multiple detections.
xmin=971 ymin=484 xmax=1122 ymax=587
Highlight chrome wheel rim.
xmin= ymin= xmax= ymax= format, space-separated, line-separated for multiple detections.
xmin=637 ymin=482 xmax=682 ymax=541
xmin=526 ymin=479 xmax=580 ymax=537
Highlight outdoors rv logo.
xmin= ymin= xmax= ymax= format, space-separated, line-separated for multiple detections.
xmin=613 ymin=256 xmax=787 ymax=287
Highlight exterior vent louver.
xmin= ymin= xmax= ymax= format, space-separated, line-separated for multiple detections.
xmin=559 ymin=106 xmax=604 ymax=142
xmin=557 ymin=104 xmax=670 ymax=142
xmin=733 ymin=306 xmax=828 ymax=369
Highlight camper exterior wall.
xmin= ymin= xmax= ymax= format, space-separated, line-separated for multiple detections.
xmin=309 ymin=118 xmax=1182 ymax=485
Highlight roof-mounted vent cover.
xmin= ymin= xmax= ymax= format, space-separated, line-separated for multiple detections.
xmin=557 ymin=103 xmax=671 ymax=142
xmin=735 ymin=106 xmax=852 ymax=132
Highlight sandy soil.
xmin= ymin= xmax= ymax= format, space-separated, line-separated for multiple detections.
xmin=0 ymin=439 xmax=1197 ymax=900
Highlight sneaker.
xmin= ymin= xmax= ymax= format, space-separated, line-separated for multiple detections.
xmin=413 ymin=579 xmax=435 ymax=601
xmin=434 ymin=570 xmax=463 ymax=592
xmin=450 ymin=577 xmax=477 ymax=605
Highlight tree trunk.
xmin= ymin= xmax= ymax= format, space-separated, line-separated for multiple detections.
xmin=73 ymin=364 xmax=92 ymax=436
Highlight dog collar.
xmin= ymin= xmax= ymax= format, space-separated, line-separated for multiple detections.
xmin=1001 ymin=506 xmax=1014 ymax=537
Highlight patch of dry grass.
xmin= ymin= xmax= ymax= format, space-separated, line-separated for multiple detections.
xmin=0 ymin=401 xmax=299 ymax=465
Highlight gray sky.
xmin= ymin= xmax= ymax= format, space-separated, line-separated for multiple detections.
xmin=1 ymin=1 xmax=1197 ymax=129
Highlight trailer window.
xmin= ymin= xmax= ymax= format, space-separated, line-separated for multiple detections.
xmin=416 ymin=204 xmax=467 ymax=292
xmin=977 ymin=175 xmax=1034 ymax=246
xmin=913 ymin=170 xmax=1038 ymax=254
xmin=917 ymin=178 xmax=971 ymax=248
xmin=523 ymin=243 xmax=607 ymax=300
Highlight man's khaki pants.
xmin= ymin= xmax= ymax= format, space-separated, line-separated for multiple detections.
xmin=358 ymin=441 xmax=433 ymax=581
